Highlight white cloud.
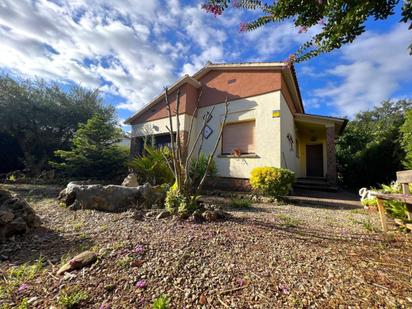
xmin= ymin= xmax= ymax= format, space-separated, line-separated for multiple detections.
xmin=314 ymin=24 xmax=412 ymax=116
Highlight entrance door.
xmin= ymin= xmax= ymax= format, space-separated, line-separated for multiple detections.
xmin=306 ymin=144 xmax=323 ymax=177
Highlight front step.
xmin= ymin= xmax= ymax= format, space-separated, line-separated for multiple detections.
xmin=293 ymin=178 xmax=338 ymax=192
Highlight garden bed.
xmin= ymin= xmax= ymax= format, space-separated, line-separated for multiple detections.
xmin=1 ymin=183 xmax=411 ymax=308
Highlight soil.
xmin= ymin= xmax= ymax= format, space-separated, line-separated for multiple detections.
xmin=1 ymin=183 xmax=411 ymax=308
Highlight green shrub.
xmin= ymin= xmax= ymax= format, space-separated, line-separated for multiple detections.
xmin=58 ymin=288 xmax=88 ymax=308
xmin=165 ymin=187 xmax=197 ymax=216
xmin=361 ymin=198 xmax=377 ymax=208
xmin=250 ymin=167 xmax=295 ymax=197
xmin=129 ymin=145 xmax=174 ymax=185
xmin=229 ymin=198 xmax=251 ymax=208
xmin=152 ymin=295 xmax=170 ymax=309
xmin=189 ymin=153 xmax=217 ymax=187
xmin=380 ymin=182 xmax=410 ymax=220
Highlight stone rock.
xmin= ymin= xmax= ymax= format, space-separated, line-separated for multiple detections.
xmin=189 ymin=210 xmax=204 ymax=223
xmin=0 ymin=189 xmax=41 ymax=241
xmin=58 ymin=182 xmax=166 ymax=212
xmin=121 ymin=173 xmax=138 ymax=187
xmin=0 ymin=210 xmax=14 ymax=223
xmin=202 ymin=210 xmax=218 ymax=222
xmin=156 ymin=210 xmax=171 ymax=220
xmin=201 ymin=209 xmax=228 ymax=222
xmin=405 ymin=223 xmax=412 ymax=231
xmin=57 ymin=250 xmax=97 ymax=275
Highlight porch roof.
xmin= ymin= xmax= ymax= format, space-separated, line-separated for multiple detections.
xmin=294 ymin=113 xmax=348 ymax=135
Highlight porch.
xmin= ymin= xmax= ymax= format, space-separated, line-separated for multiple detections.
xmin=294 ymin=113 xmax=347 ymax=186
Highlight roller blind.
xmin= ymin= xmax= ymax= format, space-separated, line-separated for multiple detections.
xmin=222 ymin=121 xmax=255 ymax=154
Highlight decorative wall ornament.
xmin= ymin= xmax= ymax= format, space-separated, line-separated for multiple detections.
xmin=287 ymin=133 xmax=294 ymax=151
xmin=203 ymin=125 xmax=213 ymax=139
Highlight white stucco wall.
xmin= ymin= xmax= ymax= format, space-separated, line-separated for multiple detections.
xmin=279 ymin=93 xmax=300 ymax=176
xmin=131 ymin=114 xmax=193 ymax=137
xmin=191 ymin=91 xmax=282 ymax=178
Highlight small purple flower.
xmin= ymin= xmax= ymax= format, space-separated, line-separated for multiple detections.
xmin=134 ymin=244 xmax=144 ymax=255
xmin=135 ymin=279 xmax=147 ymax=289
xmin=99 ymin=304 xmax=111 ymax=309
xmin=278 ymin=284 xmax=290 ymax=294
xmin=18 ymin=283 xmax=29 ymax=293
xmin=237 ymin=278 xmax=246 ymax=287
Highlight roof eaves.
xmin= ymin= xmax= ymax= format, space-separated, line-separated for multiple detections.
xmin=124 ymin=75 xmax=201 ymax=124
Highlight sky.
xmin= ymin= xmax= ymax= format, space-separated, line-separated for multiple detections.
xmin=0 ymin=0 xmax=411 ymax=132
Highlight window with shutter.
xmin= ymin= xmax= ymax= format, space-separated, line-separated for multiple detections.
xmin=221 ymin=121 xmax=255 ymax=155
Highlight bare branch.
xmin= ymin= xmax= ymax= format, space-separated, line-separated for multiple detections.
xmin=185 ymin=87 xmax=203 ymax=150
xmin=195 ymin=97 xmax=229 ymax=195
xmin=175 ymin=88 xmax=182 ymax=188
xmin=164 ymin=87 xmax=177 ymax=180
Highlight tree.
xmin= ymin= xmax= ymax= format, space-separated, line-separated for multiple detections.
xmin=0 ymin=75 xmax=113 ymax=175
xmin=203 ymin=0 xmax=412 ymax=62
xmin=336 ymin=99 xmax=411 ymax=189
xmin=162 ymin=87 xmax=229 ymax=216
xmin=52 ymin=114 xmax=128 ymax=179
xmin=400 ymin=109 xmax=412 ymax=169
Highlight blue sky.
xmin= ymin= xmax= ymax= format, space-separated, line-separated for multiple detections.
xmin=0 ymin=0 xmax=411 ymax=132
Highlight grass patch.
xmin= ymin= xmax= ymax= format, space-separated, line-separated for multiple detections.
xmin=0 ymin=257 xmax=44 ymax=300
xmin=351 ymin=218 xmax=379 ymax=232
xmin=276 ymin=214 xmax=302 ymax=227
xmin=116 ymin=256 xmax=133 ymax=268
xmin=350 ymin=208 xmax=367 ymax=215
xmin=229 ymin=198 xmax=252 ymax=208
xmin=73 ymin=220 xmax=85 ymax=231
xmin=58 ymin=287 xmax=88 ymax=309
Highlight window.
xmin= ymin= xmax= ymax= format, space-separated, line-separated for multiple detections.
xmin=222 ymin=121 xmax=255 ymax=155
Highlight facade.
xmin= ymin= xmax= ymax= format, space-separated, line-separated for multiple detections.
xmin=125 ymin=62 xmax=347 ymax=188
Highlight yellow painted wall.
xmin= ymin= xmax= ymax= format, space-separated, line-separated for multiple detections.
xmin=297 ymin=132 xmax=327 ymax=178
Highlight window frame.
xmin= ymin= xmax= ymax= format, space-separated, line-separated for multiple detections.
xmin=221 ymin=120 xmax=256 ymax=156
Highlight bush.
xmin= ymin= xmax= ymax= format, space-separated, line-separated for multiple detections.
xmin=165 ymin=186 xmax=197 ymax=216
xmin=250 ymin=167 xmax=295 ymax=197
xmin=189 ymin=153 xmax=217 ymax=187
xmin=129 ymin=145 xmax=174 ymax=185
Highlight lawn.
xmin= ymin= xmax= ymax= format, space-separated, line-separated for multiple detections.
xmin=1 ymin=184 xmax=411 ymax=308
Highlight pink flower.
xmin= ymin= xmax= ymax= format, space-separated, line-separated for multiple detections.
xmin=232 ymin=0 xmax=241 ymax=8
xmin=134 ymin=244 xmax=144 ymax=255
xmin=135 ymin=280 xmax=147 ymax=289
xmin=99 ymin=304 xmax=110 ymax=309
xmin=278 ymin=284 xmax=290 ymax=294
xmin=18 ymin=283 xmax=29 ymax=293
xmin=239 ymin=22 xmax=249 ymax=32
xmin=298 ymin=26 xmax=308 ymax=34
xmin=201 ymin=4 xmax=223 ymax=16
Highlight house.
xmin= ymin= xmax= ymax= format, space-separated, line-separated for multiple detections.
xmin=125 ymin=62 xmax=347 ymax=189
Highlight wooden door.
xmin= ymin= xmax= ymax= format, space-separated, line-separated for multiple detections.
xmin=306 ymin=144 xmax=323 ymax=177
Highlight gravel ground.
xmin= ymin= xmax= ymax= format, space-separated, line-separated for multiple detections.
xmin=1 ymin=184 xmax=411 ymax=308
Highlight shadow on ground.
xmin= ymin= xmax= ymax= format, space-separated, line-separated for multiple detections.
xmin=0 ymin=226 xmax=94 ymax=265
